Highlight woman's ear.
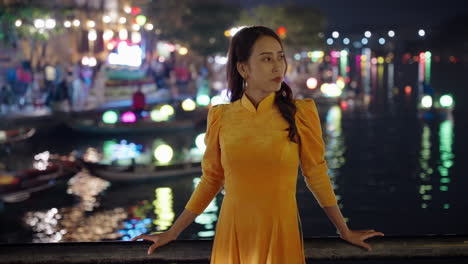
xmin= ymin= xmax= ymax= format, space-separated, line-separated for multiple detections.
xmin=236 ymin=62 xmax=248 ymax=79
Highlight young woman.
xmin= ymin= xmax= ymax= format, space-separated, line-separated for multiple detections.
xmin=132 ymin=26 xmax=384 ymax=263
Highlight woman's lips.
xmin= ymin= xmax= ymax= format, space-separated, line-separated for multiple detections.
xmin=272 ymin=77 xmax=283 ymax=83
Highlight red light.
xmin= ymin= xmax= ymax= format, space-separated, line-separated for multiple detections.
xmin=419 ymin=52 xmax=425 ymax=59
xmin=345 ymin=66 xmax=350 ymax=73
xmin=277 ymin=27 xmax=286 ymax=36
xmin=340 ymin=100 xmax=348 ymax=110
xmin=345 ymin=77 xmax=351 ymax=83
xmin=449 ymin=56 xmax=457 ymax=63
xmin=131 ymin=7 xmax=141 ymax=15
xmin=404 ymin=86 xmax=412 ymax=95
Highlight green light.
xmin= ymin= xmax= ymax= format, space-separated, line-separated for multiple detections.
xmin=425 ymin=51 xmax=431 ymax=84
xmin=102 ymin=110 xmax=118 ymax=124
xmin=443 ymin=203 xmax=450 ymax=209
xmin=439 ymin=95 xmax=453 ymax=108
xmin=196 ymin=95 xmax=210 ymax=106
xmin=135 ymin=15 xmax=147 ymax=26
xmin=440 ymin=178 xmax=450 ymax=184
xmin=440 ymin=185 xmax=448 ymax=191
xmin=422 ymin=194 xmax=432 ymax=200
xmin=421 ymin=203 xmax=428 ymax=209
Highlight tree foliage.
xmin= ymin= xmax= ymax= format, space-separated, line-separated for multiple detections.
xmin=237 ymin=4 xmax=326 ymax=52
xmin=146 ymin=0 xmax=240 ymax=56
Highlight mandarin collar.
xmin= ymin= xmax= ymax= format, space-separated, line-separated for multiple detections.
xmin=240 ymin=91 xmax=276 ymax=113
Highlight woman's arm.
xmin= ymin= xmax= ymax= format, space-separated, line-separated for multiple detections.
xmin=167 ymin=209 xmax=198 ymax=238
xmin=322 ymin=205 xmax=384 ymax=251
xmin=131 ymin=209 xmax=199 ymax=255
xmin=322 ymin=205 xmax=350 ymax=236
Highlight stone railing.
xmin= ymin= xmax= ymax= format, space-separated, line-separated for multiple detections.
xmin=1 ymin=235 xmax=467 ymax=263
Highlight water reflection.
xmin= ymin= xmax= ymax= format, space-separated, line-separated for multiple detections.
xmin=438 ymin=120 xmax=454 ymax=209
xmin=23 ymin=171 xmax=127 ymax=242
xmin=153 ymin=187 xmax=175 ymax=231
xmin=324 ymin=105 xmax=345 ymax=204
xmin=193 ymin=177 xmax=219 ymax=238
xmin=418 ymin=119 xmax=455 ymax=210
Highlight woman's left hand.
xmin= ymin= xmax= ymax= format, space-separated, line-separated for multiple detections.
xmin=340 ymin=229 xmax=384 ymax=251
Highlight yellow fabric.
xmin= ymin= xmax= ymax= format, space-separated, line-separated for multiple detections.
xmin=185 ymin=91 xmax=337 ymax=263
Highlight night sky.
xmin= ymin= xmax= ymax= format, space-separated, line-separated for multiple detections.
xmin=228 ymin=0 xmax=468 ymax=30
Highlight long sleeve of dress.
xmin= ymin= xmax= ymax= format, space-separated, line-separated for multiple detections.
xmin=185 ymin=105 xmax=225 ymax=215
xmin=296 ymin=99 xmax=338 ymax=208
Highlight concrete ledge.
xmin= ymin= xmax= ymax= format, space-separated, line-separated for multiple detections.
xmin=1 ymin=236 xmax=467 ymax=263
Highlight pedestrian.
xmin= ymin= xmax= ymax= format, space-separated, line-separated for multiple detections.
xmin=132 ymin=84 xmax=146 ymax=116
xmin=131 ymin=26 xmax=384 ymax=263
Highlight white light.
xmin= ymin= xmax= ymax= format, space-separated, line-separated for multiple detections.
xmin=195 ymin=133 xmax=206 ymax=152
xmin=418 ymin=29 xmax=426 ymax=37
xmin=154 ymin=144 xmax=173 ymax=163
xmin=89 ymin=57 xmax=97 ymax=67
xmin=379 ymin=38 xmax=386 ymax=45
xmin=178 ymin=47 xmax=188 ymax=55
xmin=388 ymin=30 xmax=395 ymax=37
xmin=326 ymin=38 xmax=333 ymax=45
xmin=145 ymin=23 xmax=154 ymax=31
xmin=102 ymin=15 xmax=111 ymax=23
xmin=131 ymin=31 xmax=141 ymax=43
xmin=87 ymin=20 xmax=95 ymax=28
xmin=119 ymin=17 xmax=127 ymax=24
xmin=160 ymin=105 xmax=175 ymax=117
xmin=72 ymin=19 xmax=80 ymax=27
xmin=214 ymin=55 xmax=228 ymax=65
xmin=108 ymin=42 xmax=143 ymax=67
xmin=64 ymin=21 xmax=71 ymax=28
xmin=132 ymin=24 xmax=140 ymax=31
xmin=229 ymin=26 xmax=245 ymax=37
xmin=119 ymin=29 xmax=128 ymax=40
xmin=332 ymin=31 xmax=339 ymax=38
xmin=361 ymin=38 xmax=368 ymax=45
xmin=124 ymin=6 xmax=131 ymax=14
xmin=15 ymin=19 xmax=22 ymax=27
xmin=343 ymin=38 xmax=350 ymax=45
xmin=182 ymin=99 xmax=196 ymax=111
xmin=421 ymin=95 xmax=432 ymax=108
xmin=103 ymin=29 xmax=114 ymax=41
xmin=211 ymin=95 xmax=225 ymax=106
xmin=364 ymin=31 xmax=372 ymax=38
xmin=34 ymin=19 xmax=45 ymax=29
xmin=45 ymin=19 xmax=56 ymax=29
xmin=88 ymin=29 xmax=97 ymax=41
xmin=81 ymin=56 xmax=89 ymax=66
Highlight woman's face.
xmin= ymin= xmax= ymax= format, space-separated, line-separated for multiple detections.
xmin=239 ymin=36 xmax=286 ymax=94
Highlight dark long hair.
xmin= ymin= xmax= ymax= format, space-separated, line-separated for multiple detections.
xmin=227 ymin=26 xmax=298 ymax=143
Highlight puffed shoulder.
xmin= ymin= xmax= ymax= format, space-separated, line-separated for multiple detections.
xmin=206 ymin=104 xmax=224 ymax=128
xmin=294 ymin=98 xmax=319 ymax=127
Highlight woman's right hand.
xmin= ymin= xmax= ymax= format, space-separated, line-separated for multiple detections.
xmin=131 ymin=231 xmax=177 ymax=255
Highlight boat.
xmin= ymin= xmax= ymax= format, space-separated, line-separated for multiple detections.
xmin=67 ymin=107 xmax=208 ymax=135
xmin=0 ymin=128 xmax=36 ymax=144
xmin=0 ymin=159 xmax=80 ymax=203
xmin=79 ymin=159 xmax=201 ymax=182
xmin=68 ymin=118 xmax=199 ymax=134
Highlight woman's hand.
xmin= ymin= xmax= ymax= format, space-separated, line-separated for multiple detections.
xmin=131 ymin=231 xmax=178 ymax=255
xmin=340 ymin=229 xmax=384 ymax=251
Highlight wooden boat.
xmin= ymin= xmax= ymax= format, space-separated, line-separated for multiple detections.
xmin=0 ymin=128 xmax=36 ymax=144
xmin=68 ymin=118 xmax=199 ymax=134
xmin=67 ymin=107 xmax=208 ymax=135
xmin=79 ymin=159 xmax=201 ymax=182
xmin=0 ymin=159 xmax=80 ymax=203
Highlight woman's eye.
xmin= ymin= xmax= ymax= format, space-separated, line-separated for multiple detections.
xmin=263 ymin=57 xmax=271 ymax=61
xmin=279 ymin=55 xmax=285 ymax=60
